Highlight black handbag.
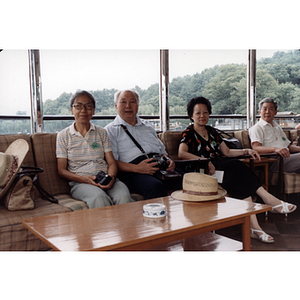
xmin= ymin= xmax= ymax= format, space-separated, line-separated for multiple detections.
xmin=216 ymin=129 xmax=243 ymax=149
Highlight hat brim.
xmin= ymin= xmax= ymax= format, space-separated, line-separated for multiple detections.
xmin=0 ymin=139 xmax=29 ymax=199
xmin=171 ymin=187 xmax=227 ymax=202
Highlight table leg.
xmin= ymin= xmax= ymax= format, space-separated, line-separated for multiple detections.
xmin=242 ymin=216 xmax=251 ymax=251
xmin=264 ymin=164 xmax=269 ymax=192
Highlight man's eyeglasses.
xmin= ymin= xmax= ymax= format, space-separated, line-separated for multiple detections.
xmin=72 ymin=103 xmax=94 ymax=110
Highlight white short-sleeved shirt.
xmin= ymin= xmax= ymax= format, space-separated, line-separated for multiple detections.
xmin=249 ymin=118 xmax=290 ymax=148
xmin=104 ymin=115 xmax=167 ymax=163
xmin=56 ymin=122 xmax=112 ymax=176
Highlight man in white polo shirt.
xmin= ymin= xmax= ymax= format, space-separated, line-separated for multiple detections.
xmin=249 ymin=97 xmax=300 ymax=173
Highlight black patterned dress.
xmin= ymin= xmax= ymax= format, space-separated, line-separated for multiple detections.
xmin=180 ymin=125 xmax=262 ymax=199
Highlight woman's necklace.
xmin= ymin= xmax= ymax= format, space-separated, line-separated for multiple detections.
xmin=195 ymin=126 xmax=208 ymax=140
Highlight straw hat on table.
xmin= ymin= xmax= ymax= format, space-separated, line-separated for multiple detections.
xmin=171 ymin=172 xmax=227 ymax=202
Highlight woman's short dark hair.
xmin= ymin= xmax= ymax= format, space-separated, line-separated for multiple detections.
xmin=70 ymin=90 xmax=96 ymax=107
xmin=187 ymin=96 xmax=212 ymax=121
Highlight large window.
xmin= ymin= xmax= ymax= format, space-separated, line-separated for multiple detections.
xmin=0 ymin=50 xmax=31 ymax=115
xmin=2 ymin=49 xmax=300 ymax=134
xmin=40 ymin=50 xmax=160 ymax=131
xmin=256 ymin=49 xmax=300 ymax=128
xmin=0 ymin=50 xmax=31 ymax=134
xmin=169 ymin=50 xmax=248 ymax=130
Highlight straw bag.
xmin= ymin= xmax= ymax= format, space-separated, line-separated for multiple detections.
xmin=2 ymin=166 xmax=58 ymax=211
xmin=3 ymin=172 xmax=35 ymax=211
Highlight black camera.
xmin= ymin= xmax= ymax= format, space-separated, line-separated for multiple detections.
xmin=94 ymin=171 xmax=112 ymax=185
xmin=151 ymin=155 xmax=169 ymax=171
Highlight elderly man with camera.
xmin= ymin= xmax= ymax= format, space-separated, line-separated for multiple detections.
xmin=105 ymin=89 xmax=176 ymax=199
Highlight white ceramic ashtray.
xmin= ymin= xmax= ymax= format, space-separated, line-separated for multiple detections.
xmin=143 ymin=203 xmax=166 ymax=218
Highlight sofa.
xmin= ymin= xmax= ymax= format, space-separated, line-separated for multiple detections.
xmin=0 ymin=131 xmax=186 ymax=250
xmin=0 ymin=133 xmax=91 ymax=251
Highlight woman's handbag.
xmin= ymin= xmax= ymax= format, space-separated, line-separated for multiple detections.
xmin=216 ymin=129 xmax=243 ymax=149
xmin=2 ymin=166 xmax=58 ymax=211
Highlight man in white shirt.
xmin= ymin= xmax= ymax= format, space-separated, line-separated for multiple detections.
xmin=105 ymin=89 xmax=176 ymax=199
xmin=249 ymin=97 xmax=300 ymax=173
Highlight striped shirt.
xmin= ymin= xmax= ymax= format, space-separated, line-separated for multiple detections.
xmin=56 ymin=122 xmax=112 ymax=176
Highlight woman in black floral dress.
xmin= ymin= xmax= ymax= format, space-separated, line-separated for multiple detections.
xmin=178 ymin=96 xmax=297 ymax=243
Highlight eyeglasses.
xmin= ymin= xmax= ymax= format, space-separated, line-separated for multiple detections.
xmin=72 ymin=103 xmax=95 ymax=110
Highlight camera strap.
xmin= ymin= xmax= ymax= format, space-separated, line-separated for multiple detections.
xmin=120 ymin=125 xmax=181 ymax=180
xmin=120 ymin=124 xmax=149 ymax=159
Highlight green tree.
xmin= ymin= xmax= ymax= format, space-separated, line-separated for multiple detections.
xmin=100 ymin=107 xmax=117 ymax=115
xmin=288 ymin=87 xmax=300 ymax=114
xmin=92 ymin=89 xmax=117 ymax=114
xmin=140 ymin=83 xmax=159 ymax=102
xmin=169 ymin=105 xmax=186 ymax=115
xmin=133 ymin=85 xmax=145 ymax=99
xmin=234 ymin=77 xmax=247 ymax=114
xmin=139 ymin=104 xmax=155 ymax=115
xmin=140 ymin=94 xmax=159 ymax=114
xmin=261 ymin=63 xmax=290 ymax=84
xmin=43 ymin=92 xmax=72 ymax=115
xmin=187 ymin=66 xmax=219 ymax=99
xmin=169 ymin=95 xmax=186 ymax=107
xmin=202 ymin=64 xmax=247 ymax=114
xmin=275 ymin=82 xmax=298 ymax=112
xmin=255 ymin=68 xmax=278 ymax=103
xmin=257 ymin=50 xmax=300 ymax=87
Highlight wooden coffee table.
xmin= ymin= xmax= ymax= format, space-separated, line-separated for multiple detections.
xmin=22 ymin=196 xmax=270 ymax=251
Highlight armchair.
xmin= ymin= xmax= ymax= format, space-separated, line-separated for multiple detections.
xmin=233 ymin=129 xmax=300 ymax=199
xmin=158 ymin=131 xmax=210 ymax=174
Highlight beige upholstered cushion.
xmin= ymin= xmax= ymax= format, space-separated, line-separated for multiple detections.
xmin=31 ymin=133 xmax=71 ymax=196
xmin=0 ymin=134 xmax=34 ymax=166
xmin=283 ymin=172 xmax=300 ymax=194
xmin=233 ymin=130 xmax=251 ymax=149
xmin=158 ymin=131 xmax=182 ymax=160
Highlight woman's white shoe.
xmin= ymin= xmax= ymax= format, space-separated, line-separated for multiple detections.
xmin=250 ymin=228 xmax=274 ymax=243
xmin=271 ymin=201 xmax=297 ymax=217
